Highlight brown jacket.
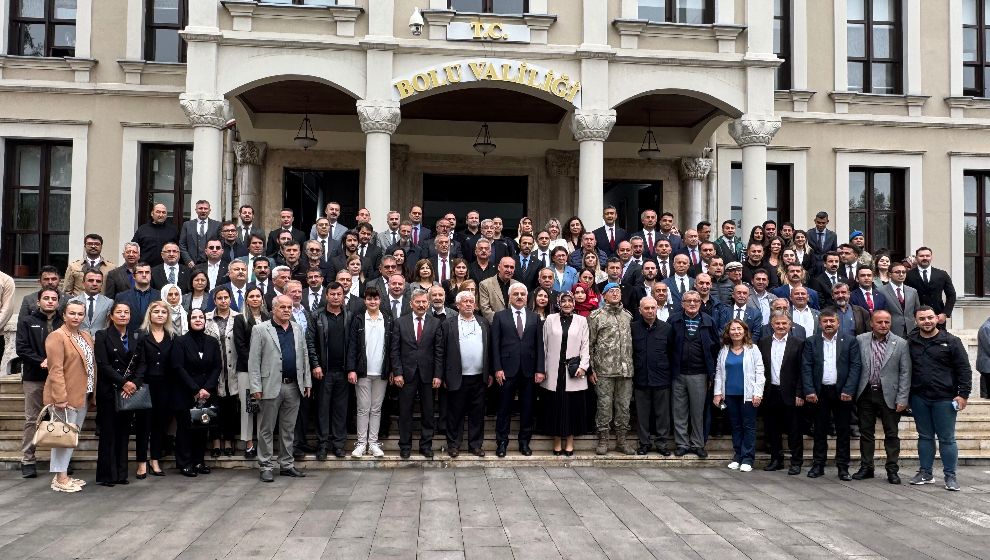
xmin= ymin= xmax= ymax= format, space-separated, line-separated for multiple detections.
xmin=43 ymin=328 xmax=94 ymax=408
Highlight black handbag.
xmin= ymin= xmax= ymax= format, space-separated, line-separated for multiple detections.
xmin=115 ymin=354 xmax=152 ymax=411
xmin=244 ymin=389 xmax=261 ymax=415
xmin=190 ymin=400 xmax=218 ymax=427
xmin=565 ymin=357 xmax=582 ymax=378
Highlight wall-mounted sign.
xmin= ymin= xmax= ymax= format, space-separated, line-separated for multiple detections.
xmin=392 ymin=58 xmax=582 ymax=107
xmin=447 ymin=21 xmax=531 ymax=43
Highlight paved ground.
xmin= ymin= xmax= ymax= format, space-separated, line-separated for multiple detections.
xmin=1 ymin=465 xmax=990 ymax=560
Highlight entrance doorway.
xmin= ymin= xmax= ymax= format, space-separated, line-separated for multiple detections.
xmin=423 ymin=174 xmax=528 ymax=238
xmin=602 ymin=180 xmax=663 ymax=230
xmin=283 ymin=169 xmax=360 ymax=234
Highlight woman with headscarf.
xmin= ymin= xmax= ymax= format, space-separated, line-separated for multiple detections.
xmin=160 ymin=283 xmax=189 ymax=336
xmin=539 ymin=292 xmax=591 ymax=456
xmin=573 ymin=282 xmax=599 ymax=317
xmin=170 ymin=308 xmax=221 ymax=477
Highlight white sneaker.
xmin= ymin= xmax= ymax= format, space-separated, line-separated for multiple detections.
xmin=739 ymin=464 xmax=753 ymax=472
xmin=369 ymin=443 xmax=385 ymax=457
xmin=351 ymin=443 xmax=367 ymax=457
xmin=727 ymin=461 xmax=740 ymax=470
xmin=51 ymin=476 xmax=80 ymax=493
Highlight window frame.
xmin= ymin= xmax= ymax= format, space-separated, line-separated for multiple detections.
xmin=638 ymin=0 xmax=715 ymax=24
xmin=848 ymin=166 xmax=906 ymax=260
xmin=144 ymin=0 xmax=188 ymax=63
xmin=963 ymin=170 xmax=990 ymax=297
xmin=729 ymin=163 xmax=792 ymax=231
xmin=449 ymin=0 xmax=529 ymax=14
xmin=139 ymin=143 xmax=193 ymax=236
xmin=847 ymin=0 xmax=902 ymax=94
xmin=2 ymin=140 xmax=73 ymax=277
xmin=773 ymin=0 xmax=792 ymax=90
xmin=8 ymin=0 xmax=77 ymax=58
xmin=963 ymin=0 xmax=990 ymax=98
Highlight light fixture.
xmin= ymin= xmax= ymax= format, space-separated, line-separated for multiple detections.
xmin=637 ymin=110 xmax=662 ymax=160
xmin=294 ymin=113 xmax=317 ymax=150
xmin=473 ymin=123 xmax=496 ymax=156
xmin=409 ymin=7 xmax=424 ymax=36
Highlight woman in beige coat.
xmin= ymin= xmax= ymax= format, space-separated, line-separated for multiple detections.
xmin=539 ymin=292 xmax=591 ymax=456
xmin=205 ymin=286 xmax=241 ymax=457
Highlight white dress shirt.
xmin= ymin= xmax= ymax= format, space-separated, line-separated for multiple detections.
xmin=364 ymin=312 xmax=386 ymax=376
xmin=770 ymin=334 xmax=788 ymax=386
xmin=792 ymin=307 xmax=815 ymax=336
xmin=457 ymin=316 xmax=484 ymax=375
xmin=821 ymin=335 xmax=838 ymax=385
xmin=206 ymin=261 xmax=220 ymax=288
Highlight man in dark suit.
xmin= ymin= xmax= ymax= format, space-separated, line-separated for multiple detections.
xmin=236 ymin=204 xmax=266 ymax=246
xmin=714 ymin=219 xmax=743 ymax=266
xmin=267 ymin=208 xmax=308 ymax=256
xmin=389 ymin=287 xmax=445 ymax=459
xmin=837 ymin=244 xmax=865 ymax=287
xmin=725 ymin=284 xmax=763 ymax=340
xmin=512 ymin=233 xmax=543 ymax=290
xmin=195 ymin=240 xmax=229 ymax=290
xmin=593 ymin=205 xmax=627 ymax=257
xmin=806 ymin=211 xmax=838 ymax=261
xmin=218 ymin=221 xmax=248 ymax=264
xmin=178 ymin=199 xmax=221 ymax=268
xmin=802 ymin=307 xmax=862 ymax=480
xmin=849 ymin=268 xmax=887 ymax=313
xmin=615 ymin=241 xmax=643 ymax=288
xmin=442 ymin=291 xmax=491 ymax=457
xmin=657 ymin=212 xmax=683 ymax=254
xmin=355 ymin=223 xmax=384 ymax=280
xmin=151 ymin=242 xmax=191 ymax=292
xmin=831 ymin=283 xmax=871 ymax=336
xmin=809 ymin=252 xmax=843 ymax=308
xmin=114 ymin=263 xmax=161 ymax=332
xmin=569 ymin=231 xmax=607 ymax=269
xmin=904 ymin=246 xmax=956 ymax=327
xmin=632 ymin=209 xmax=660 ymax=260
xmin=760 ymin=312 xmax=807 ymax=474
xmin=382 ymin=274 xmax=412 ymax=319
xmin=409 ymin=205 xmax=432 ymax=247
xmin=103 ymin=242 xmax=142 ymax=301
xmin=423 ymin=236 xmax=459 ymax=285
xmin=491 ymin=283 xmax=545 ymax=457
xmin=421 ymin=219 xmax=463 ymax=258
xmin=773 ymin=264 xmax=821 ymax=310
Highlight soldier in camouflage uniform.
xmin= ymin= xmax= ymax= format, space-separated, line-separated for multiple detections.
xmin=589 ymin=283 xmax=635 ymax=455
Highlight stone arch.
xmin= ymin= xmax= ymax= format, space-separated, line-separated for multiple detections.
xmin=219 ymin=49 xmax=367 ymax=100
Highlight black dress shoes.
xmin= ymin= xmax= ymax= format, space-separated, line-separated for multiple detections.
xmin=448 ymin=448 xmax=459 ymax=458
xmin=838 ymin=469 xmax=852 ymax=481
xmin=21 ymin=464 xmax=37 ymax=478
xmin=244 ymin=447 xmax=257 ymax=459
xmin=656 ymin=447 xmax=672 ymax=457
xmin=694 ymin=447 xmax=708 ymax=458
xmin=887 ymin=472 xmax=902 ymax=485
xmin=98 ymin=482 xmax=115 ymax=487
xmin=316 ymin=449 xmax=328 ymax=461
xmin=787 ymin=465 xmax=802 ymax=475
xmin=292 ymin=449 xmax=306 ymax=460
xmin=114 ymin=479 xmax=130 ymax=485
xmin=150 ymin=467 xmax=166 ymax=477
xmin=496 ymin=442 xmax=508 ymax=457
xmin=196 ymin=464 xmax=211 ymax=475
xmin=180 ymin=468 xmax=198 ymax=478
xmin=636 ymin=444 xmax=651 ymax=455
xmin=851 ymin=467 xmax=875 ymax=480
xmin=470 ymin=448 xmax=486 ymax=457
xmin=674 ymin=447 xmax=689 ymax=457
xmin=400 ymin=449 xmax=411 ymax=459
xmin=420 ymin=448 xmax=434 ymax=459
xmin=333 ymin=448 xmax=346 ymax=459
xmin=807 ymin=464 xmax=825 ymax=478
xmin=763 ymin=458 xmax=784 ymax=471
xmin=260 ymin=470 xmax=274 ymax=483
xmin=519 ymin=443 xmax=533 ymax=456
xmin=280 ymin=467 xmax=307 ymax=477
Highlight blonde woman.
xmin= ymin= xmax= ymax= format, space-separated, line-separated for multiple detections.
xmin=133 ymin=300 xmax=175 ymax=477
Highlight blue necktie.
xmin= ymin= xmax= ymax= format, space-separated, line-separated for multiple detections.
xmin=121 ymin=334 xmax=129 ymax=352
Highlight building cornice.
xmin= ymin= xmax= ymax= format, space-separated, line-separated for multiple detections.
xmin=832 ymin=147 xmax=927 ymax=155
xmin=829 ymin=91 xmax=930 ymax=116
xmin=780 ymin=111 xmax=990 ymax=130
xmin=0 ymin=117 xmax=91 ymax=126
xmin=120 ymin=121 xmax=192 ymax=129
xmin=0 ymin=81 xmax=183 ymax=98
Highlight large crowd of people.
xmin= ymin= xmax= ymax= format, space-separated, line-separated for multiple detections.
xmin=4 ymin=200 xmax=973 ymax=493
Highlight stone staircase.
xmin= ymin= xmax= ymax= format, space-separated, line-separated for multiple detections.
xmin=2 ymin=343 xmax=990 ymax=469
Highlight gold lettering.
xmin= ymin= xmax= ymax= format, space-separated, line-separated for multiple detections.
xmin=499 ymin=63 xmax=513 ymax=81
xmin=468 ymin=62 xmax=488 ymax=80
xmin=470 ymin=21 xmax=484 ymax=39
xmin=539 ymin=70 xmax=555 ymax=92
xmin=427 ymin=69 xmax=444 ymax=88
xmin=486 ymin=23 xmax=506 ymax=40
xmin=481 ymin=63 xmax=499 ymax=81
xmin=551 ymin=74 xmax=570 ymax=98
xmin=515 ymin=62 xmax=529 ymax=84
xmin=443 ymin=64 xmax=463 ymax=83
xmin=394 ymin=80 xmax=416 ymax=99
xmin=525 ymin=67 xmax=540 ymax=87
xmin=564 ymin=81 xmax=582 ymax=103
xmin=412 ymin=73 xmax=432 ymax=92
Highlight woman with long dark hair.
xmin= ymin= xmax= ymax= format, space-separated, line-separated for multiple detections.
xmin=563 ymin=216 xmax=586 ymax=253
xmin=94 ymin=302 xmax=140 ymax=486
xmin=747 ymin=225 xmax=765 ymax=248
xmin=442 ymin=258 xmax=471 ymax=307
xmin=713 ymin=319 xmax=764 ymax=472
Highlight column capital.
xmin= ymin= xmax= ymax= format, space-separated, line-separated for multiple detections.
xmin=545 ymin=149 xmax=579 ymax=177
xmin=233 ymin=141 xmax=267 ymax=166
xmin=570 ymin=109 xmax=616 ymax=142
xmin=357 ymin=100 xmax=401 ymax=134
xmin=728 ymin=116 xmax=781 ymax=147
xmin=179 ymin=95 xmax=229 ymax=129
xmin=679 ymin=157 xmax=713 ymax=181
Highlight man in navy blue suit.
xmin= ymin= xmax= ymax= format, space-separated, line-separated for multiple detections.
xmin=491 ymin=283 xmax=545 ymax=457
xmin=114 ymin=262 xmax=160 ymax=332
xmin=724 ymin=284 xmax=763 ymax=340
xmin=849 ymin=268 xmax=887 ymax=314
xmin=593 ymin=205 xmax=627 ymax=257
xmin=773 ymin=263 xmax=821 ymax=310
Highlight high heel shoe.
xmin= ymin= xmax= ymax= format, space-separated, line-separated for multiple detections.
xmin=564 ymin=449 xmax=574 ymax=457
xmin=136 ymin=472 xmax=147 ymax=480
xmin=552 ymin=449 xmax=562 ymax=456
xmin=210 ymin=448 xmax=221 ymax=458
xmin=150 ymin=466 xmax=165 ymax=477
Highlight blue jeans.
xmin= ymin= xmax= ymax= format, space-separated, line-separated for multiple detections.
xmin=910 ymin=394 xmax=958 ymax=476
xmin=725 ymin=395 xmax=757 ymax=465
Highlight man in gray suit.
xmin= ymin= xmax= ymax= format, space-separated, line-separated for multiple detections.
xmin=179 ymin=199 xmax=221 ymax=268
xmin=249 ymin=295 xmax=312 ymax=482
xmin=376 ymin=210 xmax=403 ymax=252
xmin=881 ymin=262 xmax=919 ymax=337
xmin=71 ymin=270 xmax=114 ymax=337
xmin=852 ymin=310 xmax=911 ymax=484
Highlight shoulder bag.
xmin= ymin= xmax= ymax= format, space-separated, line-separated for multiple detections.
xmin=32 ymin=404 xmax=80 ymax=449
xmin=115 ymin=354 xmax=152 ymax=412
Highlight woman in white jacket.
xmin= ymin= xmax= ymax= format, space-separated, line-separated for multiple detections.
xmin=713 ymin=319 xmax=765 ymax=471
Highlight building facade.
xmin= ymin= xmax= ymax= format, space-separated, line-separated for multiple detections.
xmin=0 ymin=0 xmax=989 ymax=327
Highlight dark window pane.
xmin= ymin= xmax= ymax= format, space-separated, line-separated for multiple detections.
xmin=766 ymin=169 xmax=779 ymax=207
xmin=964 ymin=28 xmax=978 ymax=62
xmin=847 ymin=0 xmax=864 ymax=20
xmin=965 ymin=258 xmax=976 ymax=295
xmin=964 ymin=65 xmax=977 ymax=91
xmin=50 ymin=146 xmax=72 ymax=188
xmin=963 ymin=0 xmax=977 ymax=26
xmin=872 ymin=24 xmax=895 ymax=58
xmin=676 ymin=0 xmax=706 ymax=23
xmin=182 ymin=194 xmax=192 ymax=221
xmin=153 ymin=29 xmax=181 ymax=62
xmin=965 ymin=175 xmax=978 ymax=213
xmin=850 ymin=212 xmax=868 ymax=237
xmin=873 ymin=213 xmax=893 ymax=250
xmin=873 ymin=0 xmax=894 ymax=21
xmin=984 ymin=258 xmax=990 ymax=296
xmin=54 ymin=0 xmax=77 ymax=20
xmin=491 ymin=0 xmax=525 ymax=14
xmin=730 ymin=166 xmax=743 ymax=207
xmin=847 ymin=23 xmax=866 ymax=57
xmin=984 ymin=216 xmax=990 ymax=254
xmin=53 ymin=25 xmax=76 ymax=48
xmin=873 ymin=172 xmax=892 ymax=210
xmin=17 ymin=0 xmax=44 ymax=18
xmin=849 ymin=171 xmax=867 ymax=209
xmin=985 ymin=176 xmax=990 ymax=212
xmin=639 ymin=0 xmax=664 ymax=20
xmin=183 ymin=150 xmax=194 ymax=192
xmin=965 ymin=216 xmax=978 ymax=253
xmin=986 ymin=28 xmax=990 ymax=59
xmin=13 ymin=189 xmax=40 ymax=230
xmin=15 ymin=145 xmax=42 ymax=186
xmin=47 ymin=191 xmax=71 ymax=231
xmin=48 ymin=234 xmax=69 ymax=264
xmin=985 ymin=67 xmax=990 ymax=98
xmin=16 ymin=234 xmax=40 ymax=272
xmin=773 ymin=19 xmax=782 ymax=53
xmin=848 ymin=62 xmax=864 ymax=91
xmin=152 ymin=192 xmax=175 ymax=215
xmin=153 ymin=0 xmax=180 ymax=24
xmin=17 ymin=23 xmax=46 ymax=56
xmin=150 ymin=149 xmax=177 ymax=189
xmin=451 ymin=0 xmax=484 ymax=11
xmin=871 ymin=62 xmax=897 ymax=94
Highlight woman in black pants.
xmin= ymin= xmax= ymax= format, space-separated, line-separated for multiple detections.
xmin=133 ymin=300 xmax=176 ymax=477
xmin=170 ymin=308 xmax=221 ymax=477
xmin=94 ymin=303 xmax=141 ymax=486
xmin=232 ymin=287 xmax=269 ymax=458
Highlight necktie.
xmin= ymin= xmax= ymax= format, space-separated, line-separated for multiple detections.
xmin=896 ymin=286 xmax=904 ymax=306
xmin=258 ymin=281 xmax=266 ymax=294
xmin=360 ymin=245 xmax=366 ymax=258
xmin=87 ymin=296 xmax=95 ymax=322
xmin=127 ymin=269 xmax=134 ymax=288
xmin=521 ymin=256 xmax=528 ymax=270
xmin=818 ymin=231 xmax=824 ymax=246
xmin=661 ymin=261 xmax=668 ymax=277
xmin=690 ymin=249 xmax=697 ymax=265
xmin=608 ymin=227 xmax=615 ymax=250
xmin=413 ymin=227 xmax=419 ymax=245
xmin=321 ymin=239 xmax=327 ymax=260
xmin=121 ymin=333 xmax=128 ymax=352
xmin=923 ymin=269 xmax=929 ymax=283
xmin=440 ymin=259 xmax=447 ymax=283
xmin=89 ymin=259 xmax=97 ymax=269
xmin=679 ymin=278 xmax=686 ymax=293
xmin=242 ymin=227 xmax=249 ymax=243
xmin=540 ymin=252 xmax=547 ymax=266
xmin=516 ymin=310 xmax=524 ymax=338
xmin=416 ymin=316 xmax=423 ymax=343
xmin=829 ymin=274 xmax=836 ymax=286
xmin=311 ymin=293 xmax=319 ymax=311
xmin=864 ymin=290 xmax=874 ymax=312
xmin=392 ymin=299 xmax=400 ymax=317
xmin=237 ymin=289 xmax=243 ymax=311
xmin=647 ymin=232 xmax=654 ymax=255
xmin=848 ymin=265 xmax=854 ymax=279
xmin=168 ymin=267 xmax=176 ymax=285
xmin=391 ymin=231 xmax=397 ymax=245
xmin=736 ymin=308 xmax=743 ymax=320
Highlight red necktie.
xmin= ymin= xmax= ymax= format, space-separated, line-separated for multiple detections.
xmin=413 ymin=227 xmax=419 ymax=245
xmin=864 ymin=290 xmax=874 ymax=312
xmin=440 ymin=259 xmax=447 ymax=283
xmin=609 ymin=227 xmax=615 ymax=250
xmin=416 ymin=316 xmax=423 ymax=343
xmin=516 ymin=310 xmax=524 ymax=338
xmin=647 ymin=232 xmax=654 ymax=255
xmin=896 ymin=286 xmax=904 ymax=306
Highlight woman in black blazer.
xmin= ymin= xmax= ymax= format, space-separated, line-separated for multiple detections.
xmin=170 ymin=308 xmax=222 ymax=477
xmin=133 ymin=300 xmax=177 ymax=477
xmin=232 ymin=287 xmax=269 ymax=458
xmin=94 ymin=303 xmax=141 ymax=486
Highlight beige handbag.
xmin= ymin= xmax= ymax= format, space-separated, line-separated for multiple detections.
xmin=32 ymin=404 xmax=80 ymax=449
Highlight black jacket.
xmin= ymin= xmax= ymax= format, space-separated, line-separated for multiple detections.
xmin=801 ymin=334 xmax=862 ymax=397
xmin=306 ymin=307 xmax=354 ymax=373
xmin=346 ymin=311 xmax=394 ymax=378
xmin=169 ymin=332 xmax=221 ymax=411
xmin=758 ymin=333 xmax=805 ymax=401
xmin=94 ymin=327 xmax=140 ymax=401
xmin=668 ymin=312 xmax=720 ymax=378
xmin=132 ymin=221 xmax=179 ymax=268
xmin=491 ymin=307 xmax=545 ymax=378
xmin=233 ymin=312 xmax=269 ymax=373
xmin=907 ymin=328 xmax=972 ymax=400
xmin=133 ymin=330 xmax=175 ymax=383
xmin=631 ymin=316 xmax=674 ymax=388
xmin=15 ymin=309 xmax=63 ymax=382
xmin=389 ymin=312 xmax=445 ymax=383
xmin=442 ymin=314 xmax=492 ymax=391
xmin=905 ymin=266 xmax=957 ymax=318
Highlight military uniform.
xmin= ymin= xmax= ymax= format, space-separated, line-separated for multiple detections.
xmin=589 ymin=302 xmax=634 ymax=454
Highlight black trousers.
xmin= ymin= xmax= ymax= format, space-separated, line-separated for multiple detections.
xmin=496 ymin=374 xmax=534 ymax=444
xmin=316 ymin=370 xmax=349 ymax=452
xmin=134 ymin=379 xmax=170 ymax=461
xmin=398 ymin=379 xmax=435 ymax=451
xmin=174 ymin=408 xmax=208 ymax=470
xmin=447 ymin=376 xmax=486 ymax=451
xmin=96 ymin=392 xmax=133 ymax=483
xmin=857 ymin=386 xmax=902 ymax=473
xmin=293 ymin=382 xmax=318 ymax=451
xmin=812 ymin=385 xmax=852 ymax=469
xmin=763 ymin=385 xmax=805 ymax=466
xmin=633 ymin=386 xmax=671 ymax=448
xmin=211 ymin=395 xmax=239 ymax=442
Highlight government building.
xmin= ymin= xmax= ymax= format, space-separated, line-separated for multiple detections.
xmin=0 ymin=0 xmax=989 ymax=332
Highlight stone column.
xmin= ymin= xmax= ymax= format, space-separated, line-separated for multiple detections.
xmin=570 ymin=109 xmax=616 ymax=228
xmin=233 ymin=141 xmax=267 ymax=213
xmin=679 ymin=157 xmax=713 ymax=230
xmin=357 ymin=100 xmax=401 ymax=230
xmin=728 ymin=116 xmax=781 ymax=230
xmin=390 ymin=143 xmax=410 ymax=214
xmin=545 ymin=149 xmax=578 ymax=225
xmin=180 ymin=94 xmax=229 ymax=208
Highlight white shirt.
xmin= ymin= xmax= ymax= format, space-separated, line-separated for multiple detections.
xmin=364 ymin=312 xmax=386 ymax=376
xmin=658 ymin=305 xmax=670 ymax=322
xmin=821 ymin=335 xmax=838 ymax=385
xmin=792 ymin=307 xmax=815 ymax=336
xmin=753 ymin=292 xmax=773 ymax=324
xmin=457 ymin=316 xmax=484 ymax=375
xmin=165 ymin=264 xmax=178 ymax=282
xmin=206 ymin=261 xmax=220 ymax=288
xmin=308 ymin=289 xmax=322 ymax=310
xmin=510 ymin=306 xmax=528 ymax=326
xmin=770 ymin=334 xmax=788 ymax=386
